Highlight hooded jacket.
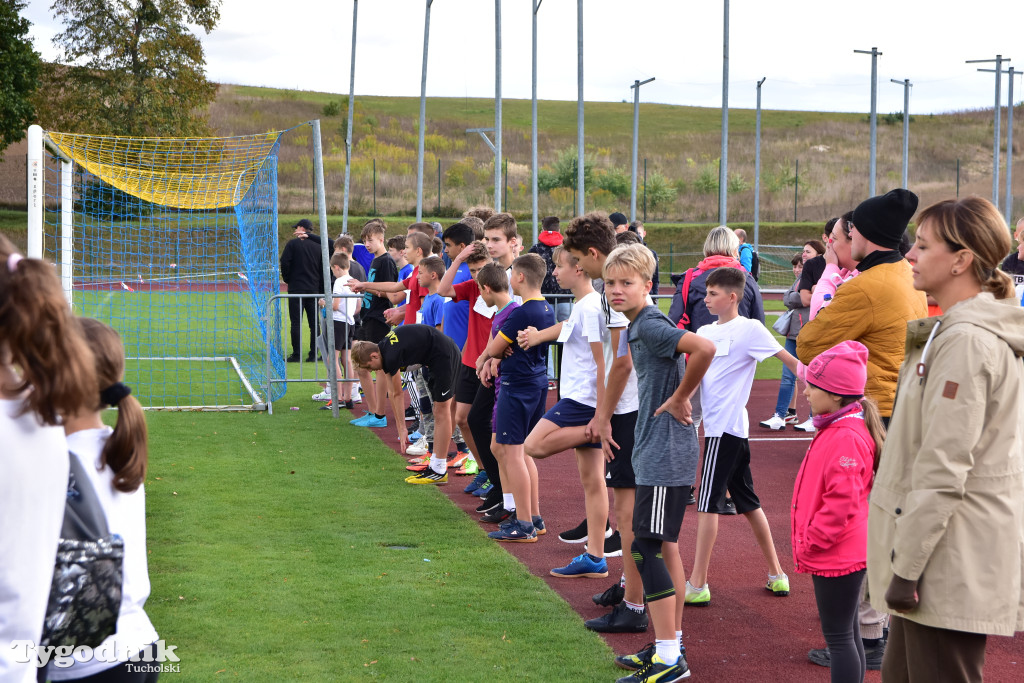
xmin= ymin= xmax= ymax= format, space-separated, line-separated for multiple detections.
xmin=667 ymin=254 xmax=764 ymax=331
xmin=529 ymin=232 xmax=572 ymax=297
xmin=866 ymin=292 xmax=1024 ymax=636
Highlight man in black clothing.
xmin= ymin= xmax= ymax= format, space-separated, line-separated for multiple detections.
xmin=280 ymin=219 xmax=326 ymax=362
xmin=1002 ymin=218 xmax=1024 ymax=294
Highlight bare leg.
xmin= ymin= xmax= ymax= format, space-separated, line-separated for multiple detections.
xmin=497 ymin=442 xmax=533 ymax=521
xmin=663 ymin=541 xmax=687 ymax=630
xmin=525 ymin=453 xmax=540 ymax=517
xmin=614 ymin=488 xmax=644 ymax=604
xmin=575 ymin=448 xmax=608 ymax=558
xmin=432 ymin=398 xmax=454 ymax=459
xmin=525 ymin=419 xmax=591 ymax=459
xmin=743 ymin=507 xmax=784 ymax=576
xmin=689 ymin=511 xmax=719 ymax=588
xmin=455 ymin=400 xmax=477 ymax=460
xmin=647 ymin=594 xmax=678 ymax=643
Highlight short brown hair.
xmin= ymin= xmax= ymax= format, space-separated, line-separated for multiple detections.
xmin=564 ymin=212 xmax=617 ymax=257
xmin=360 ymin=219 xmax=386 ymax=241
xmin=476 ymin=262 xmax=508 ymax=292
xmin=464 ymin=205 xmax=495 ymax=222
xmin=615 ymin=231 xmax=641 ymax=246
xmin=330 ymin=252 xmax=351 ymax=270
xmin=552 ymin=245 xmax=577 ymax=266
xmin=386 ymin=235 xmax=406 ymax=252
xmin=432 ymin=236 xmax=444 ymax=255
xmin=334 ymin=234 xmax=355 ymax=253
xmin=512 ymin=253 xmax=546 ymax=289
xmin=483 ymin=212 xmax=518 ymax=241
xmin=407 ymin=222 xmax=435 ymax=237
xmin=603 ymin=243 xmax=655 ymax=282
xmin=461 ymin=215 xmax=485 ymax=240
xmin=464 ymin=240 xmax=490 ymax=265
xmin=705 ymin=266 xmax=746 ymax=295
xmin=350 ymin=341 xmax=379 ymax=369
xmin=405 ymin=232 xmax=433 ymax=258
xmin=418 ymin=255 xmax=446 ymax=279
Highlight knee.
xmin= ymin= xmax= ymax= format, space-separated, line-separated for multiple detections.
xmin=524 ymin=434 xmax=547 ymax=459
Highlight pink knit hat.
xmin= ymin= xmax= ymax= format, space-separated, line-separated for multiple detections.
xmin=797 ymin=340 xmax=869 ymax=396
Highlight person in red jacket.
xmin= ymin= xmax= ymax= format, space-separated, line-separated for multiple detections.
xmin=791 ymin=340 xmax=885 ymax=683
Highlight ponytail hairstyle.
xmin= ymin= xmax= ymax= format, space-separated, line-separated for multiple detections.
xmin=838 ymin=395 xmax=886 ymax=472
xmin=78 ymin=318 xmax=148 ymax=493
xmin=916 ymin=197 xmax=1015 ymax=300
xmin=0 ymin=236 xmax=97 ymax=425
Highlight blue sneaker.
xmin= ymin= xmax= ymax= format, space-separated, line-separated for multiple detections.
xmin=474 ymin=481 xmax=493 ymax=497
xmin=532 ymin=515 xmax=547 ymax=535
xmin=488 ymin=516 xmax=538 ymax=543
xmin=550 ymin=552 xmax=608 ymax=578
xmin=409 ymin=430 xmax=423 ymax=442
xmin=349 ymin=414 xmax=373 ymax=426
xmin=352 ymin=414 xmax=386 ymax=428
xmin=464 ymin=471 xmax=489 ymax=494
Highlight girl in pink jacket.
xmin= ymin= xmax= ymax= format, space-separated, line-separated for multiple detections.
xmin=791 ymin=340 xmax=884 ymax=683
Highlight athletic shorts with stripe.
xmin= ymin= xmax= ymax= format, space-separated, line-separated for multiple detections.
xmin=605 ymin=411 xmax=637 ymax=488
xmin=696 ymin=432 xmax=761 ymax=515
xmin=633 ymin=485 xmax=688 ymax=543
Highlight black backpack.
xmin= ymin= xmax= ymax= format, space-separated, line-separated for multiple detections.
xmin=41 ymin=453 xmax=124 ymax=648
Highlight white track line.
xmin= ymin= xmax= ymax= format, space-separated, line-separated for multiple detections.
xmin=747 ymin=436 xmax=813 ymax=442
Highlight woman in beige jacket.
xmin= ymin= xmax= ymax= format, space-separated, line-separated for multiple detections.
xmin=867 ymin=196 xmax=1024 ymax=682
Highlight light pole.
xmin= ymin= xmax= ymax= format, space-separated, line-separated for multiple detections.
xmin=719 ymin=0 xmax=729 ymax=224
xmin=967 ymin=55 xmax=1009 ymax=205
xmin=576 ymin=0 xmax=584 ymax=216
xmin=530 ymin=0 xmax=543 ymax=244
xmin=890 ymin=78 xmax=912 ymax=189
xmin=629 ymin=77 xmax=655 ymax=223
xmin=494 ymin=0 xmax=502 ymax=213
xmin=415 ymin=0 xmax=434 ymax=221
xmin=341 ymin=0 xmax=358 ymax=234
xmin=754 ymin=77 xmax=765 ymax=250
xmin=855 ymin=47 xmax=882 ymax=196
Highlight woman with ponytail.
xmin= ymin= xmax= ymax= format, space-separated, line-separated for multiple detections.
xmin=48 ymin=318 xmax=159 ymax=682
xmin=867 ymin=196 xmax=1024 ymax=681
xmin=791 ymin=340 xmax=881 ymax=683
xmin=0 ymin=237 xmax=97 ymax=683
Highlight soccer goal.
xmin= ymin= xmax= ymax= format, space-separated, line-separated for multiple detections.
xmin=25 ymin=124 xmax=307 ymax=410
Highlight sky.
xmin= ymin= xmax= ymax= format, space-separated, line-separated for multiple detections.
xmin=20 ymin=0 xmax=1024 ymax=116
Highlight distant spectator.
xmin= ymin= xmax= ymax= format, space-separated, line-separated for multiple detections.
xmin=799 ymin=218 xmax=843 ymax=308
xmin=461 ymin=215 xmax=485 ymax=241
xmin=464 ymin=205 xmax=495 ymax=225
xmin=530 ymin=216 xmax=573 ymax=322
xmin=280 ymin=218 xmax=326 ymax=362
xmin=1002 ymin=217 xmax=1024 ymax=302
xmin=615 ymin=231 xmax=641 ymax=246
xmin=628 ymin=220 xmax=647 ymax=241
xmin=333 ymin=234 xmax=367 ymax=282
xmin=609 ymin=211 xmax=629 ymax=234
xmin=735 ymin=228 xmax=754 ymax=272
xmin=388 ymin=235 xmax=413 ymax=282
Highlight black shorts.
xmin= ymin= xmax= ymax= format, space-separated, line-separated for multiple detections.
xmin=633 ymin=485 xmax=689 ymax=543
xmin=455 ymin=362 xmax=482 ymax=405
xmin=424 ymin=345 xmax=461 ymax=404
xmin=696 ymin=433 xmax=761 ymax=515
xmin=605 ymin=411 xmax=637 ymax=489
xmin=331 ymin=320 xmax=353 ymax=348
xmin=355 ymin=317 xmax=390 ymax=344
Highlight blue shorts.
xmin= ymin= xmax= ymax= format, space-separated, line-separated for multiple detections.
xmin=494 ymin=386 xmax=547 ymax=445
xmin=542 ymin=398 xmax=600 ymax=449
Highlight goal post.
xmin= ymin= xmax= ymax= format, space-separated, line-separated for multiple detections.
xmin=25 ymin=124 xmax=314 ymax=411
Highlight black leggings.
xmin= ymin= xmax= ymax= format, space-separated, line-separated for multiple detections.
xmin=468 ymin=382 xmax=500 ymax=496
xmin=288 ymin=294 xmax=318 ymax=356
xmin=812 ymin=569 xmax=866 ymax=683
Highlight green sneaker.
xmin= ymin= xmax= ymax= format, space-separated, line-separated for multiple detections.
xmin=683 ymin=580 xmax=710 ymax=606
xmin=615 ymin=653 xmax=690 ymax=682
xmin=615 ymin=642 xmax=654 ymax=671
xmin=766 ymin=573 xmax=790 ymax=596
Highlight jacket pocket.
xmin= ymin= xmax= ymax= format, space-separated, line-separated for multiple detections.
xmin=869 ymin=484 xmax=906 ymax=518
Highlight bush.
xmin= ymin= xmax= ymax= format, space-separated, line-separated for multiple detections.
xmin=693 ymin=163 xmax=718 ymax=195
xmin=322 ymin=100 xmax=341 ymax=117
xmin=595 ymin=167 xmax=631 ymax=199
xmin=645 ymin=172 xmax=677 ymax=209
xmin=728 ymin=172 xmax=749 ymax=193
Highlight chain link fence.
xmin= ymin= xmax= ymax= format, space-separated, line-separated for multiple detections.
xmin=657 ymin=244 xmax=802 ymax=292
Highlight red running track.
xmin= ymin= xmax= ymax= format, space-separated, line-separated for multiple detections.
xmin=366 ymin=379 xmax=1023 ymax=682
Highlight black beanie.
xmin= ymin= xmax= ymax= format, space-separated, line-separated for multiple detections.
xmin=851 ymin=189 xmax=918 ymax=249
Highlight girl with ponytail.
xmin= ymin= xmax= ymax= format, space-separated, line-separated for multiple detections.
xmin=51 ymin=318 xmax=159 ymax=681
xmin=867 ymin=196 xmax=1024 ymax=681
xmin=0 ymin=236 xmax=97 ymax=682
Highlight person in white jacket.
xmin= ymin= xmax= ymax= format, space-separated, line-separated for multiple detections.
xmin=0 ymin=237 xmax=98 ymax=683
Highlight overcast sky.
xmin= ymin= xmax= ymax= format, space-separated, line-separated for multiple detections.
xmin=21 ymin=0 xmax=1024 ymax=116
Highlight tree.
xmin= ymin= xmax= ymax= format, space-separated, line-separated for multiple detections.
xmin=0 ymin=0 xmax=41 ymax=159
xmin=36 ymin=0 xmax=221 ymax=136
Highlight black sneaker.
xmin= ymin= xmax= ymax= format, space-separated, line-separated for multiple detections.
xmin=615 ymin=653 xmax=689 ymax=683
xmin=480 ymin=507 xmax=513 ymax=524
xmin=584 ymin=602 xmax=649 ymax=633
xmin=615 ymin=642 xmax=654 ymax=671
xmin=808 ymin=647 xmax=830 ymax=667
xmin=286 ymin=353 xmax=300 ymax=363
xmin=476 ymin=486 xmax=501 ymax=512
xmin=559 ymin=518 xmax=611 ymax=544
xmin=405 ymin=405 xmax=417 ymax=421
xmin=864 ymin=639 xmax=885 ymax=671
xmin=593 ymin=581 xmax=625 ymax=607
xmin=305 ymin=354 xmax=317 ymax=363
xmin=586 ymin=529 xmax=623 ymax=558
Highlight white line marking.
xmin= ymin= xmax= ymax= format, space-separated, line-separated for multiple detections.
xmin=747 ymin=437 xmax=813 ymax=442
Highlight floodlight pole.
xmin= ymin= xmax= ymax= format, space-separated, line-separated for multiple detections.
xmin=1007 ymin=68 xmax=1016 ymax=222
xmin=719 ymin=0 xmax=729 ymax=224
xmin=967 ymin=55 xmax=1008 ymax=205
xmin=754 ymin=77 xmax=766 ymax=251
xmin=311 ymin=119 xmax=338 ymax=418
xmin=531 ymin=0 xmax=543 ymax=244
xmin=630 ymin=76 xmax=655 ymax=223
xmin=494 ymin=0 xmax=502 ymax=213
xmin=855 ymin=47 xmax=882 ymax=197
xmin=576 ymin=0 xmax=584 ymax=216
xmin=415 ymin=0 xmax=434 ymax=222
xmin=890 ymin=78 xmax=912 ymax=189
xmin=341 ymin=0 xmax=358 ymax=234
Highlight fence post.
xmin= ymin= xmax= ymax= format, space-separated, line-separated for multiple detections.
xmin=373 ymin=158 xmax=377 ymax=215
xmin=643 ymin=158 xmax=647 ymax=222
xmin=956 ymin=158 xmax=960 ymax=197
xmin=437 ymin=158 xmax=441 ymax=215
xmin=668 ymin=243 xmax=673 ymax=274
xmin=794 ymin=159 xmax=799 ymax=222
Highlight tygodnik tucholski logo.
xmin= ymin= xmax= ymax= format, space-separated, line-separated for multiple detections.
xmin=10 ymin=639 xmax=180 ymax=672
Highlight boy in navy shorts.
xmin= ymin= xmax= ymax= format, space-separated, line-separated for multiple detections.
xmin=684 ymin=267 xmax=797 ymax=607
xmin=605 ymin=243 xmax=716 ymax=682
xmin=483 ymin=254 xmax=555 ymax=542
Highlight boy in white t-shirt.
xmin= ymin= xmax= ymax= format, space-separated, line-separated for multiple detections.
xmin=519 ymin=246 xmax=609 ymax=578
xmin=685 ymin=267 xmax=798 ymax=607
xmin=318 ymin=253 xmax=362 ymax=409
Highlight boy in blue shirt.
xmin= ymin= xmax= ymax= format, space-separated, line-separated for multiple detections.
xmin=605 ymin=243 xmax=716 ymax=682
xmin=417 ymin=256 xmax=446 ymax=330
xmin=483 ymin=253 xmax=555 ymax=542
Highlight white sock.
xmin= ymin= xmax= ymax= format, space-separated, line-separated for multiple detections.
xmin=655 ymin=639 xmax=680 ymax=666
xmin=503 ymin=493 xmax=516 ymax=512
xmin=676 ymin=630 xmax=684 ymax=647
xmin=619 ymin=574 xmax=626 ymax=588
xmin=429 ymin=455 xmax=447 ymax=474
xmin=624 ymin=600 xmax=644 ymax=614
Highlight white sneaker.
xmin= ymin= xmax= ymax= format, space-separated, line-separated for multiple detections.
xmin=351 ymin=383 xmax=363 ymax=403
xmin=407 ymin=437 xmax=429 ymax=456
xmin=312 ymin=388 xmax=331 ymax=401
xmin=794 ymin=418 xmax=816 ymax=433
xmin=758 ymin=413 xmax=787 ymax=430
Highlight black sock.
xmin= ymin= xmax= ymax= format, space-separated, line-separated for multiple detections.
xmin=586 ymin=552 xmax=602 ymax=562
xmin=374 ymin=413 xmax=385 ymax=419
xmin=428 ymin=441 xmax=434 ymax=452
xmin=862 ymin=637 xmax=882 ymax=648
xmin=787 ymin=407 xmax=797 ymax=415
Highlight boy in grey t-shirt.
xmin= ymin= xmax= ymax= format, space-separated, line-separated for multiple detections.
xmin=604 ymin=244 xmax=715 ymax=681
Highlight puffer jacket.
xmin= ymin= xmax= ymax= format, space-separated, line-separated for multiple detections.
xmin=866 ymin=292 xmax=1024 ymax=636
xmin=791 ymin=407 xmax=875 ymax=577
xmin=796 ymin=258 xmax=927 ymax=416
xmin=667 ymin=255 xmax=764 ymax=331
